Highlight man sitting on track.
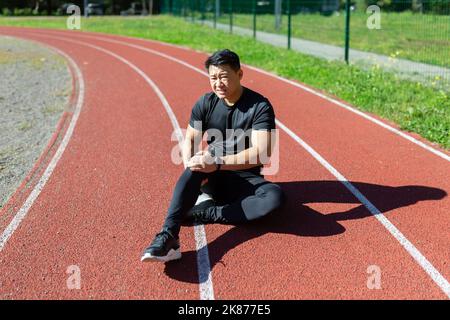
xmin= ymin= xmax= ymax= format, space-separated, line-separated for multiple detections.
xmin=141 ymin=49 xmax=284 ymax=263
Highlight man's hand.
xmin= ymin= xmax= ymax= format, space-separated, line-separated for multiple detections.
xmin=187 ymin=150 xmax=218 ymax=173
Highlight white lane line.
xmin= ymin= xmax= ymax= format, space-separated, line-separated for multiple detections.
xmin=105 ymin=31 xmax=450 ymax=162
xmin=276 ymin=121 xmax=450 ymax=298
xmin=23 ymin=33 xmax=215 ymax=300
xmin=27 ymin=30 xmax=450 ymax=298
xmin=0 ymin=45 xmax=85 ymax=251
xmin=194 ymin=224 xmax=215 ymax=300
xmin=244 ymin=64 xmax=450 ymax=162
xmin=42 ymin=31 xmax=448 ymax=162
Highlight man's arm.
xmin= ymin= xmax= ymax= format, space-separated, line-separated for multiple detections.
xmin=188 ymin=129 xmax=275 ymax=172
xmin=182 ymin=124 xmax=203 ymax=168
xmin=219 ymin=129 xmax=274 ymax=171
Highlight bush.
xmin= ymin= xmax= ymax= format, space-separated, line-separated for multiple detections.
xmin=2 ymin=8 xmax=12 ymax=16
xmin=366 ymin=0 xmax=449 ymax=13
xmin=428 ymin=0 xmax=450 ymax=14
xmin=392 ymin=0 xmax=413 ymax=11
xmin=365 ymin=0 xmax=395 ymax=11
xmin=13 ymin=7 xmax=34 ymax=16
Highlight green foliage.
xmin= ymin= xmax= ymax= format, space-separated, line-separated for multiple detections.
xmin=428 ymin=0 xmax=450 ymax=14
xmin=216 ymin=11 xmax=450 ymax=67
xmin=0 ymin=15 xmax=448 ymax=149
xmin=2 ymin=8 xmax=13 ymax=15
xmin=365 ymin=0 xmax=450 ymax=13
xmin=12 ymin=7 xmax=33 ymax=15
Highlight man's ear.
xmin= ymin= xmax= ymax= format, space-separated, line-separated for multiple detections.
xmin=238 ymin=68 xmax=243 ymax=80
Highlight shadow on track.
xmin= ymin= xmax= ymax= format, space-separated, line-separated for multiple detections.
xmin=163 ymin=180 xmax=447 ymax=283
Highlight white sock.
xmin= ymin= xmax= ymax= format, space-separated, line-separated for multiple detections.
xmin=195 ymin=192 xmax=213 ymax=205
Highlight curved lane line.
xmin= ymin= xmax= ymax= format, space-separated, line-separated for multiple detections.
xmin=24 ymin=30 xmax=450 ymax=298
xmin=61 ymin=29 xmax=450 ymax=162
xmin=0 ymin=35 xmax=75 ymax=218
xmin=0 ymin=45 xmax=85 ymax=251
xmin=16 ymin=33 xmax=215 ymax=301
xmin=245 ymin=64 xmax=450 ymax=162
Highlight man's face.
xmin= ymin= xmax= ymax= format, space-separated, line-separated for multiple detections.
xmin=208 ymin=64 xmax=243 ymax=100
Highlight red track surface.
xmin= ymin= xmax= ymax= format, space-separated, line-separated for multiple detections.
xmin=0 ymin=27 xmax=449 ymax=300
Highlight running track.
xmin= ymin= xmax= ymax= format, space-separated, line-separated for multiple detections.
xmin=0 ymin=27 xmax=449 ymax=300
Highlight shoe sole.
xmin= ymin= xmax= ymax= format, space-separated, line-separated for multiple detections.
xmin=140 ymin=248 xmax=181 ymax=263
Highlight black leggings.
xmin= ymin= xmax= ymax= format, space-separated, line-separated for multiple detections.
xmin=162 ymin=168 xmax=285 ymax=237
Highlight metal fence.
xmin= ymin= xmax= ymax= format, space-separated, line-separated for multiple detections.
xmin=161 ymin=0 xmax=450 ymax=85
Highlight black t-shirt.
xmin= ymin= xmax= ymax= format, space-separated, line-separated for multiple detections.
xmin=189 ymin=86 xmax=276 ymax=163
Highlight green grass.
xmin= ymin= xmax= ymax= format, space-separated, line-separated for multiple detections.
xmin=216 ymin=11 xmax=450 ymax=68
xmin=0 ymin=15 xmax=448 ymax=149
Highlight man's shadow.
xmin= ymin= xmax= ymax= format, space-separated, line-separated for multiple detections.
xmin=161 ymin=180 xmax=446 ymax=283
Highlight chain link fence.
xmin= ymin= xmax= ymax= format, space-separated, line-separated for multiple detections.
xmin=161 ymin=0 xmax=449 ymax=86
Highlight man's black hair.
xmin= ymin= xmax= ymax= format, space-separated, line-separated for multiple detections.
xmin=205 ymin=49 xmax=241 ymax=71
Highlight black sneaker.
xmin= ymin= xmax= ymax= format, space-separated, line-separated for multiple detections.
xmin=184 ymin=199 xmax=229 ymax=225
xmin=141 ymin=229 xmax=181 ymax=263
xmin=182 ymin=199 xmax=216 ymax=226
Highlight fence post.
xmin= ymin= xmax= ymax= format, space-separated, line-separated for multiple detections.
xmin=253 ymin=0 xmax=257 ymax=39
xmin=229 ymin=0 xmax=233 ymax=33
xmin=214 ymin=0 xmax=217 ymax=28
xmin=344 ymin=0 xmax=351 ymax=64
xmin=287 ymin=0 xmax=291 ymax=50
xmin=84 ymin=0 xmax=88 ymax=17
xmin=275 ymin=0 xmax=282 ymax=31
xmin=201 ymin=0 xmax=205 ymax=23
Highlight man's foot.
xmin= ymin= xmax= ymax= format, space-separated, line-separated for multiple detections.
xmin=181 ymin=198 xmax=216 ymax=226
xmin=141 ymin=229 xmax=181 ymax=263
xmin=183 ymin=198 xmax=229 ymax=225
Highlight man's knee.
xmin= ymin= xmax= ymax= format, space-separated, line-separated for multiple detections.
xmin=263 ymin=183 xmax=284 ymax=212
xmin=175 ymin=168 xmax=207 ymax=191
xmin=248 ymin=183 xmax=284 ymax=220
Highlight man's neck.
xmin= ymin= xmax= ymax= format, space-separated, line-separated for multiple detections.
xmin=224 ymin=86 xmax=244 ymax=107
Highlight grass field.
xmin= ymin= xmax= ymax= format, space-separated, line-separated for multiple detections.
xmin=0 ymin=15 xmax=448 ymax=149
xmin=214 ymin=11 xmax=450 ymax=68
